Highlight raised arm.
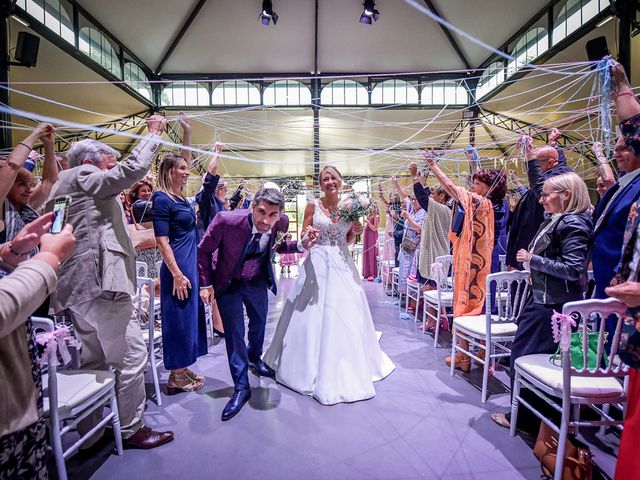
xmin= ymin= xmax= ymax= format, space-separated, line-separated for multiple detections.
xmin=422 ymin=150 xmax=462 ymax=203
xmin=465 ymin=145 xmax=481 ymax=175
xmin=77 ymin=115 xmax=166 ymax=199
xmin=592 ymin=141 xmax=616 ymax=190
xmin=0 ymin=124 xmax=49 ymax=205
xmin=29 ymin=125 xmax=58 ymax=210
xmin=391 ymin=176 xmax=409 ymax=202
xmin=611 ymin=61 xmax=640 ymax=123
xmin=377 ymin=179 xmax=390 ymax=206
xmin=409 ymin=162 xmax=431 ymax=212
xmin=179 ymin=113 xmax=192 ymax=165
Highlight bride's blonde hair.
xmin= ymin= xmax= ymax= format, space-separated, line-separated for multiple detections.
xmin=318 ymin=165 xmax=342 ymax=185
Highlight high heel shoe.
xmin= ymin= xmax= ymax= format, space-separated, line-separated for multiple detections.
xmin=212 ymin=328 xmax=225 ymax=338
xmin=184 ymin=368 xmax=205 ymax=382
xmin=166 ymin=371 xmax=204 ymax=395
xmin=445 ymin=353 xmax=471 ymax=372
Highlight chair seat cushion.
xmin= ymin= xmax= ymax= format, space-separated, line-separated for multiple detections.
xmin=423 ymin=290 xmax=454 ymax=305
xmin=515 ymin=354 xmax=624 ymax=398
xmin=43 ymin=370 xmax=115 ymax=415
xmin=453 ymin=315 xmax=517 ymax=336
xmin=142 ymin=329 xmax=162 ymax=343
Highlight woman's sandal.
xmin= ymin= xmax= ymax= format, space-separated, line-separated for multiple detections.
xmin=491 ymin=412 xmax=510 ymax=429
xmin=167 ymin=372 xmax=204 ymax=395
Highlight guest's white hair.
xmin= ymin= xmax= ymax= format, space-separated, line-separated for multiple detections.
xmin=66 ymin=139 xmax=121 ymax=168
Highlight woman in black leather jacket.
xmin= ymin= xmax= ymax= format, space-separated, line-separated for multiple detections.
xmin=492 ymin=172 xmax=593 ymax=431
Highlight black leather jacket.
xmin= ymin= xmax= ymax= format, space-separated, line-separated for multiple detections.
xmin=529 ymin=212 xmax=593 ymax=305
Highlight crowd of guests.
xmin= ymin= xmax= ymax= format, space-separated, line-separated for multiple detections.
xmin=0 ymin=59 xmax=639 ymax=478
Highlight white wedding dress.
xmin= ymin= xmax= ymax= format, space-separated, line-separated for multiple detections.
xmin=263 ymin=199 xmax=395 ymax=405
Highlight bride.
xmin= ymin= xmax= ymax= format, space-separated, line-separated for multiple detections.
xmin=263 ymin=166 xmax=395 ymax=405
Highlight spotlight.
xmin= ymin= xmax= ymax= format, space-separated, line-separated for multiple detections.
xmin=359 ymin=0 xmax=380 ymax=25
xmin=260 ymin=0 xmax=278 ymax=26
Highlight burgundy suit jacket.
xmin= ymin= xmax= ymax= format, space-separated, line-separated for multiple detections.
xmin=197 ymin=209 xmax=299 ymax=296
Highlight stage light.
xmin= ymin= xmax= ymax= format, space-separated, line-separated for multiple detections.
xmin=260 ymin=0 xmax=278 ymax=26
xmin=359 ymin=0 xmax=380 ymax=25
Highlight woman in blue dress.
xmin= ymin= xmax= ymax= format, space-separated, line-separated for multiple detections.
xmin=153 ymin=155 xmax=207 ymax=394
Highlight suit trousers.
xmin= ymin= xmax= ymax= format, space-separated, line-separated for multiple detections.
xmin=217 ymin=280 xmax=268 ymax=392
xmin=67 ymin=291 xmax=148 ymax=441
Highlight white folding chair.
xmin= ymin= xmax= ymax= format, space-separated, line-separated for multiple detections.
xmin=510 ymin=298 xmax=630 ymax=480
xmin=499 ymin=254 xmax=507 ymax=272
xmin=32 ymin=317 xmax=123 ymax=480
xmin=450 ymin=270 xmax=530 ymax=403
xmin=391 ymin=267 xmax=400 ymax=298
xmin=381 ymin=259 xmax=395 ymax=293
xmin=423 ymin=255 xmax=454 ymax=347
xmin=134 ymin=277 xmax=163 ymax=406
xmin=405 ymin=278 xmax=422 ymax=321
xmin=135 ymin=261 xmax=148 ymax=279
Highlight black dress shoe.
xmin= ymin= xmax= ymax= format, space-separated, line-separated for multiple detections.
xmin=221 ymin=390 xmax=251 ymax=421
xmin=249 ymin=359 xmax=275 ymax=378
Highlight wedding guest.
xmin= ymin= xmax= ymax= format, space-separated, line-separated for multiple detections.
xmin=491 ymin=172 xmax=593 ymax=432
xmin=1 ymin=124 xmax=57 ymax=250
xmin=392 ymin=177 xmax=425 ymax=308
xmin=506 ymin=129 xmax=572 ymax=270
xmin=47 ymin=115 xmax=173 ymax=449
xmin=0 ymin=216 xmax=75 ymax=480
xmin=423 ymin=151 xmax=507 ymax=371
xmin=153 ymin=155 xmax=208 ymax=394
xmin=362 ymin=203 xmax=379 ymax=279
xmin=128 ymin=180 xmax=154 ymax=224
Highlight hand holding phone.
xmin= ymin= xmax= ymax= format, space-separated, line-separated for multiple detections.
xmin=50 ymin=196 xmax=71 ymax=234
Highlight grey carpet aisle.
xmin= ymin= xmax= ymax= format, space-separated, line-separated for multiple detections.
xmin=66 ymin=274 xmax=619 ymax=480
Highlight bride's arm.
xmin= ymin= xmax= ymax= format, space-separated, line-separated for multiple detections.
xmin=302 ymin=202 xmax=315 ymax=232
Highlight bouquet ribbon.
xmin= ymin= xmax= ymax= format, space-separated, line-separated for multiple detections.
xmin=36 ymin=326 xmax=81 ymax=367
xmin=550 ymin=311 xmax=576 ymax=352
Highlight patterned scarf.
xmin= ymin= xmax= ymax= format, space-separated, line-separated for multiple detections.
xmin=418 ymin=199 xmax=452 ymax=280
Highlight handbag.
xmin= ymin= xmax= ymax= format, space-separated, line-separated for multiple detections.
xmin=533 ymin=422 xmax=593 ymax=480
xmin=126 ymin=203 xmax=156 ymax=251
xmin=549 ymin=331 xmax=608 ymax=370
xmin=400 ymin=226 xmax=417 ymax=253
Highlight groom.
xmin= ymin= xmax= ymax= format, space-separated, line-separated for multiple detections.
xmin=198 ymin=187 xmax=317 ymax=420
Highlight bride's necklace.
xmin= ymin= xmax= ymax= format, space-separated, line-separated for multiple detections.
xmin=320 ymin=198 xmax=339 ymax=223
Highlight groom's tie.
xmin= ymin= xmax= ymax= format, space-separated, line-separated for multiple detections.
xmin=245 ymin=232 xmax=263 ymax=259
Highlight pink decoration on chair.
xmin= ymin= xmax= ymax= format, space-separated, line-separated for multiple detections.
xmin=36 ymin=326 xmax=81 ymax=367
xmin=550 ymin=311 xmax=576 ymax=352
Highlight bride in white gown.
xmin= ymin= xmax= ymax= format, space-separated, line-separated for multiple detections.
xmin=263 ymin=166 xmax=395 ymax=405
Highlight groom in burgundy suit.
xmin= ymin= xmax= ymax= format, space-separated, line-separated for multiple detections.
xmin=198 ymin=187 xmax=317 ymax=420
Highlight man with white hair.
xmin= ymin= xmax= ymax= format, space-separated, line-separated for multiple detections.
xmin=46 ymin=115 xmax=174 ymax=450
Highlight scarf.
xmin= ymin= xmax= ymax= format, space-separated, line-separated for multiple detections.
xmin=418 ymin=199 xmax=452 ymax=280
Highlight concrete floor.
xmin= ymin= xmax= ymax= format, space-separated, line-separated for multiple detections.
xmin=66 ymin=271 xmax=619 ymax=480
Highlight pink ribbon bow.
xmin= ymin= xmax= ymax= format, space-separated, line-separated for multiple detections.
xmin=36 ymin=326 xmax=81 ymax=367
xmin=550 ymin=311 xmax=576 ymax=352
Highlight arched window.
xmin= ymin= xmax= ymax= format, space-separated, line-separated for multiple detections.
xmin=421 ymin=81 xmax=469 ymax=105
xmin=553 ymin=0 xmax=609 ymax=45
xmin=212 ymin=81 xmax=261 ymax=105
xmin=79 ymin=27 xmax=120 ymax=78
xmin=477 ymin=62 xmax=506 ymax=99
xmin=124 ymin=62 xmax=152 ymax=101
xmin=161 ymin=82 xmax=210 ymax=107
xmin=507 ymin=27 xmax=548 ymax=76
xmin=263 ymin=80 xmax=311 ymax=106
xmin=321 ymin=80 xmax=368 ymax=105
xmin=371 ymin=80 xmax=419 ymax=104
xmin=16 ymin=0 xmax=74 ymax=44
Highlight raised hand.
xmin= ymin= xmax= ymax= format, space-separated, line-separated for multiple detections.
xmin=610 ymin=60 xmax=631 ymax=93
xmin=147 ymin=114 xmax=167 ymax=136
xmin=408 ymin=162 xmax=418 ymax=177
xmin=422 ymin=149 xmax=437 ymax=168
xmin=214 ymin=142 xmax=224 ymax=153
xmin=592 ymin=141 xmax=605 ymax=160
xmin=548 ymin=128 xmax=561 ymax=144
xmin=178 ymin=112 xmax=191 ymax=131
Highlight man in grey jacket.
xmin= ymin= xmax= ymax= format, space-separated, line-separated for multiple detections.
xmin=47 ymin=115 xmax=173 ymax=449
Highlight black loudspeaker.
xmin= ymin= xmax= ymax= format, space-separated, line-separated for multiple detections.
xmin=586 ymin=36 xmax=610 ymax=63
xmin=15 ymin=32 xmax=40 ymax=68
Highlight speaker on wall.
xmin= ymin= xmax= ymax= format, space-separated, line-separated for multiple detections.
xmin=15 ymin=32 xmax=40 ymax=68
xmin=585 ymin=36 xmax=610 ymax=63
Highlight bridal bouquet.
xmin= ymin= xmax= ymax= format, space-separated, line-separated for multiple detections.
xmin=332 ymin=192 xmax=372 ymax=222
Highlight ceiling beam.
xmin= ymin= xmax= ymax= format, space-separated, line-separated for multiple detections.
xmin=422 ymin=0 xmax=472 ymax=70
xmin=155 ymin=0 xmax=208 ymax=75
xmin=480 ymin=121 xmax=509 ymax=156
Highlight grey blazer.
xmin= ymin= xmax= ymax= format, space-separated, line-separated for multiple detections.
xmin=46 ymin=134 xmax=162 ymax=312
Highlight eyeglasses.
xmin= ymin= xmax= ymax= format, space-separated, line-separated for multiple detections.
xmin=614 ymin=145 xmax=632 ymax=154
xmin=540 ymin=191 xmax=558 ymax=198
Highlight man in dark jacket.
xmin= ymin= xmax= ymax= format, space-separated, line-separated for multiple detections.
xmin=506 ymin=130 xmax=573 ymax=270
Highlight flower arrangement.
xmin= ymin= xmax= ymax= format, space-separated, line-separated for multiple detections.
xmin=332 ymin=192 xmax=372 ymax=222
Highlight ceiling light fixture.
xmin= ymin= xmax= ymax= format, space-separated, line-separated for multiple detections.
xmin=260 ymin=0 xmax=278 ymax=26
xmin=359 ymin=0 xmax=380 ymax=25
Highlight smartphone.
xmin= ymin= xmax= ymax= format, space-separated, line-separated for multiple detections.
xmin=50 ymin=196 xmax=71 ymax=234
